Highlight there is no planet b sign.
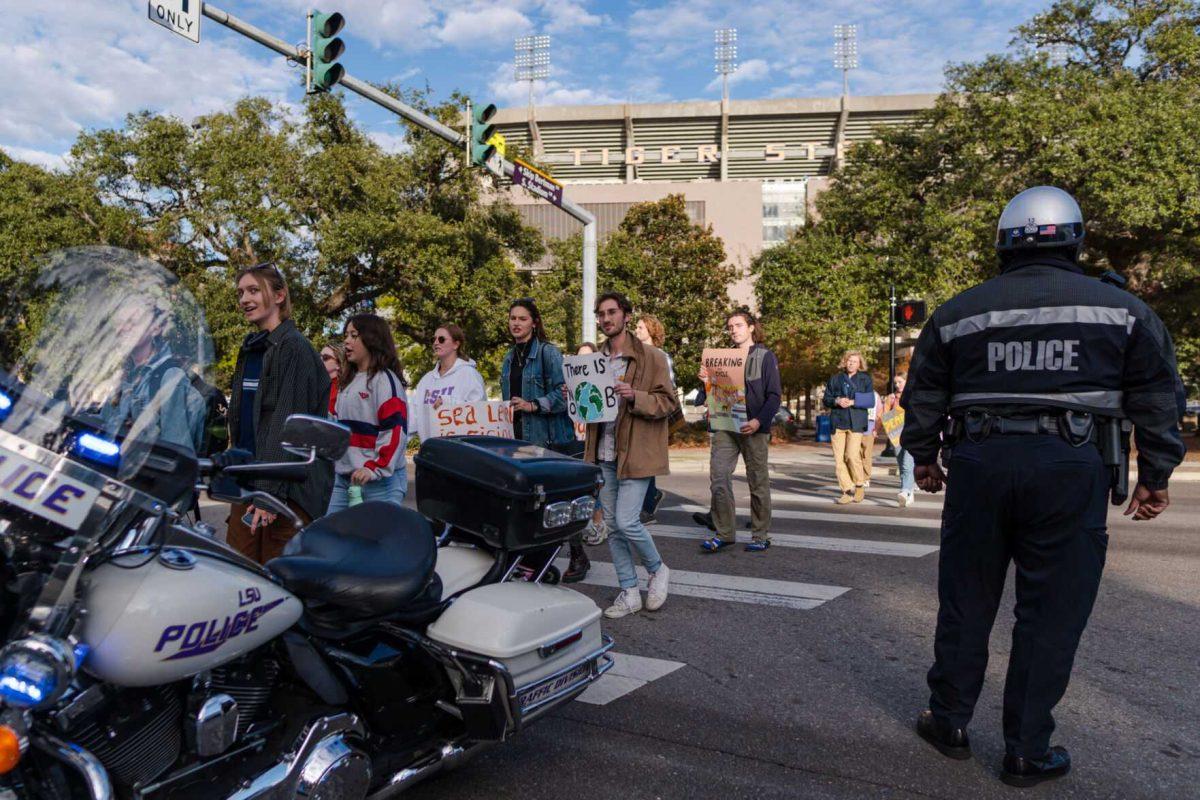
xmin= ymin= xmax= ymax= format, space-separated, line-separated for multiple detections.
xmin=562 ymin=353 xmax=619 ymax=424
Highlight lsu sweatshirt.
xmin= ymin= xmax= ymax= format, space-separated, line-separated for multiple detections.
xmin=411 ymin=357 xmax=487 ymax=443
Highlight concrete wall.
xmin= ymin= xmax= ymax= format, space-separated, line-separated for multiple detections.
xmin=506 ymin=179 xmax=764 ymax=308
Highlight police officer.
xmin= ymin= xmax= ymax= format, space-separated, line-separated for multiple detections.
xmin=901 ymin=186 xmax=1184 ymax=788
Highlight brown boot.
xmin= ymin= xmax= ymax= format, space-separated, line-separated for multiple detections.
xmin=835 ymin=492 xmax=854 ymax=505
xmin=563 ymin=542 xmax=590 ymax=583
xmin=853 ymin=485 xmax=866 ymax=503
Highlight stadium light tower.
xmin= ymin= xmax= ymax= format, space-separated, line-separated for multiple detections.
xmin=714 ymin=28 xmax=738 ymax=103
xmin=515 ymin=34 xmax=550 ymax=115
xmin=834 ymin=24 xmax=858 ymax=97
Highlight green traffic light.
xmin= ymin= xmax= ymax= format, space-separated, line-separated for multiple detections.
xmin=470 ymin=103 xmax=498 ymax=165
xmin=309 ymin=10 xmax=346 ymax=91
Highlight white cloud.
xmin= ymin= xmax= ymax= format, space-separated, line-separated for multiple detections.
xmin=258 ymin=0 xmax=438 ymax=50
xmin=367 ymin=129 xmax=411 ymax=153
xmin=437 ymin=6 xmax=533 ymax=48
xmin=542 ymin=1 xmax=603 ymax=34
xmin=2 ymin=145 xmax=69 ymax=171
xmin=1 ymin=1 xmax=289 ymax=154
xmin=705 ymin=58 xmax=769 ymax=93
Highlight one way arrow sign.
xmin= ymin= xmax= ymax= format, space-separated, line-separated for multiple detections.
xmin=148 ymin=0 xmax=201 ymax=43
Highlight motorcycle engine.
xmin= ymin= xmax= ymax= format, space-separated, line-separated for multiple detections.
xmin=55 ymin=683 xmax=183 ymax=790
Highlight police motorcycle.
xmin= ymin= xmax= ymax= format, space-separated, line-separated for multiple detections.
xmin=0 ymin=248 xmax=612 ymax=799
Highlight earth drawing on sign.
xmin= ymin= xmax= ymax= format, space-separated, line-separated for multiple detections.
xmin=574 ymin=382 xmax=606 ymax=422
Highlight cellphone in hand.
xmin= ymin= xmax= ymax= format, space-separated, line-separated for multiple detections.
xmin=241 ymin=510 xmax=256 ymax=528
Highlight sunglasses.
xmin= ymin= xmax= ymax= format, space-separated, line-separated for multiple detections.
xmin=432 ymin=335 xmax=448 ymax=344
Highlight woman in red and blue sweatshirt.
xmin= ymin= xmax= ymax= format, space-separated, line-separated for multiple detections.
xmin=327 ymin=313 xmax=409 ymax=512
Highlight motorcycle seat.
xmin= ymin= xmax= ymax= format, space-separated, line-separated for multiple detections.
xmin=267 ymin=502 xmax=439 ymax=621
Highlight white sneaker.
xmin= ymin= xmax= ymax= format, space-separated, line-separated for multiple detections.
xmin=897 ymin=491 xmax=910 ymax=508
xmin=905 ymin=491 xmax=916 ymax=507
xmin=582 ymin=518 xmax=608 ymax=547
xmin=646 ymin=564 xmax=670 ymax=611
xmin=863 ymin=480 xmax=871 ymax=489
xmin=603 ymin=588 xmax=642 ymax=619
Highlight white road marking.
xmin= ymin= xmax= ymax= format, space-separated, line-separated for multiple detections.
xmin=576 ymin=652 xmax=686 ymax=706
xmin=663 ymin=503 xmax=942 ymax=530
xmin=570 ymin=561 xmax=849 ymax=611
xmin=646 ymin=524 xmax=938 ymax=557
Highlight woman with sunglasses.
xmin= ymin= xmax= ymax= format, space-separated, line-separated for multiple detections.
xmin=319 ymin=340 xmax=348 ymax=416
xmin=226 ymin=263 xmax=333 ymax=564
xmin=412 ymin=324 xmax=486 ymax=444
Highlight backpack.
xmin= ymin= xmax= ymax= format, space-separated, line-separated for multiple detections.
xmin=149 ymin=359 xmax=229 ymax=456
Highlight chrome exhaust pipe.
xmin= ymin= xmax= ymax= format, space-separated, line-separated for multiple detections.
xmin=367 ymin=741 xmax=486 ymax=799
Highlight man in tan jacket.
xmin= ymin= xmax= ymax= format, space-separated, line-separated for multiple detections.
xmin=580 ymin=292 xmax=678 ymax=619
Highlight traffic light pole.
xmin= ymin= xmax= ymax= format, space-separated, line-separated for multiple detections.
xmin=198 ymin=2 xmax=599 ymax=342
xmin=882 ymin=282 xmax=897 ymax=458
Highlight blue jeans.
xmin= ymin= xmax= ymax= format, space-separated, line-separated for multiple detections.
xmin=896 ymin=446 xmax=915 ymax=493
xmin=599 ymin=461 xmax=663 ymax=589
xmin=326 ymin=470 xmax=407 ymax=514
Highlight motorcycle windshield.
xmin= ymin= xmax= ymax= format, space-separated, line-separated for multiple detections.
xmin=0 ymin=246 xmax=214 ymax=480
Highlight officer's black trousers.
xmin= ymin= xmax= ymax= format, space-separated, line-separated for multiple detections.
xmin=927 ymin=434 xmax=1109 ymax=758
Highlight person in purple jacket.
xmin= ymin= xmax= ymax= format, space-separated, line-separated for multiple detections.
xmin=697 ymin=309 xmax=782 ymax=553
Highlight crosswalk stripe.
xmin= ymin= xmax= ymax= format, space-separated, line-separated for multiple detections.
xmin=569 ymin=560 xmax=849 ymax=611
xmin=663 ymin=503 xmax=942 ymax=530
xmin=646 ymin=524 xmax=939 ymax=557
xmin=576 ymin=652 xmax=685 ymax=706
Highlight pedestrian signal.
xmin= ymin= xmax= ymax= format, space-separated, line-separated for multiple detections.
xmin=895 ymin=300 xmax=927 ymax=326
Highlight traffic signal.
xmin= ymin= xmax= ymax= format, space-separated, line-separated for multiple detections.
xmin=895 ymin=300 xmax=927 ymax=327
xmin=309 ymin=10 xmax=345 ymax=92
xmin=470 ymin=103 xmax=498 ymax=167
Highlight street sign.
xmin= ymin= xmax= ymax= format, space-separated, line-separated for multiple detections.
xmin=148 ymin=0 xmax=201 ymax=43
xmin=512 ymin=158 xmax=563 ymax=207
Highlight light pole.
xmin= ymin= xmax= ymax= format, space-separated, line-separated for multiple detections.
xmin=714 ymin=28 xmax=738 ymax=103
xmin=514 ymin=35 xmax=550 ymax=117
xmin=834 ymin=24 xmax=858 ymax=97
xmin=883 ymin=281 xmax=897 ymax=458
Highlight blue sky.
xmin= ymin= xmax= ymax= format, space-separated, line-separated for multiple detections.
xmin=5 ymin=0 xmax=1052 ymax=168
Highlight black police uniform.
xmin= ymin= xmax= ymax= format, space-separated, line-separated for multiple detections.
xmin=900 ymin=252 xmax=1185 ymax=759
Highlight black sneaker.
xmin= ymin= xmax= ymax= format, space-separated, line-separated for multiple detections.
xmin=692 ymin=511 xmax=715 ymax=531
xmin=915 ymin=710 xmax=971 ymax=760
xmin=639 ymin=510 xmax=657 ymax=525
xmin=1001 ymin=747 xmax=1071 ymax=788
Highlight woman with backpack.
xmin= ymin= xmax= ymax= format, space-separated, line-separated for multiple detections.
xmin=326 ymin=314 xmax=409 ymax=512
xmin=226 ymin=263 xmax=332 ymax=564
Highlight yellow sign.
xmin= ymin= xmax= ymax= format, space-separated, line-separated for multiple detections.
xmin=487 ymin=132 xmax=507 ymax=158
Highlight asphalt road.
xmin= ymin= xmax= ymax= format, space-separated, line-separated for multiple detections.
xmin=404 ymin=446 xmax=1200 ymax=800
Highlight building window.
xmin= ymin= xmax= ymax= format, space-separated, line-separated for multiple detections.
xmin=761 ymin=181 xmax=806 ymax=248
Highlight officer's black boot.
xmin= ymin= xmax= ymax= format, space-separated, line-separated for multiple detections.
xmin=1001 ymin=746 xmax=1071 ymax=788
xmin=562 ymin=541 xmax=590 ymax=583
xmin=915 ymin=710 xmax=971 ymax=760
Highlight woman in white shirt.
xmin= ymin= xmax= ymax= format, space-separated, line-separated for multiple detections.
xmin=412 ymin=323 xmax=487 ymax=444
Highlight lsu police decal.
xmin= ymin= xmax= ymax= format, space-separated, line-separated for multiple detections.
xmin=155 ymin=593 xmax=286 ymax=661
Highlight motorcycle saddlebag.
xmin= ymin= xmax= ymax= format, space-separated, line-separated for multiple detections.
xmin=425 ymin=582 xmax=613 ymax=723
xmin=415 ymin=436 xmax=601 ymax=552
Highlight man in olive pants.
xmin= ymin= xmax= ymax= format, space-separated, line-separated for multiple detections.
xmin=699 ymin=311 xmax=782 ymax=553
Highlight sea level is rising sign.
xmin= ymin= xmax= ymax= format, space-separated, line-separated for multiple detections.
xmin=512 ymin=159 xmax=564 ymax=207
xmin=149 ymin=0 xmax=201 ymax=43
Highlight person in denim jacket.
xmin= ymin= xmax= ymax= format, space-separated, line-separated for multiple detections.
xmin=500 ymin=298 xmax=573 ymax=448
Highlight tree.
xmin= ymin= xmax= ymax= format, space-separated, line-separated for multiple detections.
xmin=1 ymin=88 xmax=544 ymax=386
xmin=535 ymin=194 xmax=735 ymax=388
xmin=756 ymin=0 xmax=1200 ymax=389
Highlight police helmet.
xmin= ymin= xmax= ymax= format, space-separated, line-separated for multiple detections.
xmin=995 ymin=186 xmax=1085 ymax=256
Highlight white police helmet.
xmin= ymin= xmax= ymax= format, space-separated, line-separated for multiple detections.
xmin=995 ymin=186 xmax=1085 ymax=255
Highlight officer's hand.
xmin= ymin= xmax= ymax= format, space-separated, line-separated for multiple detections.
xmin=1123 ymin=483 xmax=1169 ymax=521
xmin=915 ymin=463 xmax=947 ymax=493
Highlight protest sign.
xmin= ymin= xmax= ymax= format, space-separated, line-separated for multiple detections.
xmin=432 ymin=400 xmax=514 ymax=438
xmin=562 ymin=353 xmax=619 ymax=424
xmin=702 ymin=348 xmax=748 ymax=432
xmin=881 ymin=408 xmax=905 ymax=449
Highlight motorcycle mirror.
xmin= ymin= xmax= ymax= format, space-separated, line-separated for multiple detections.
xmin=281 ymin=414 xmax=350 ymax=461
